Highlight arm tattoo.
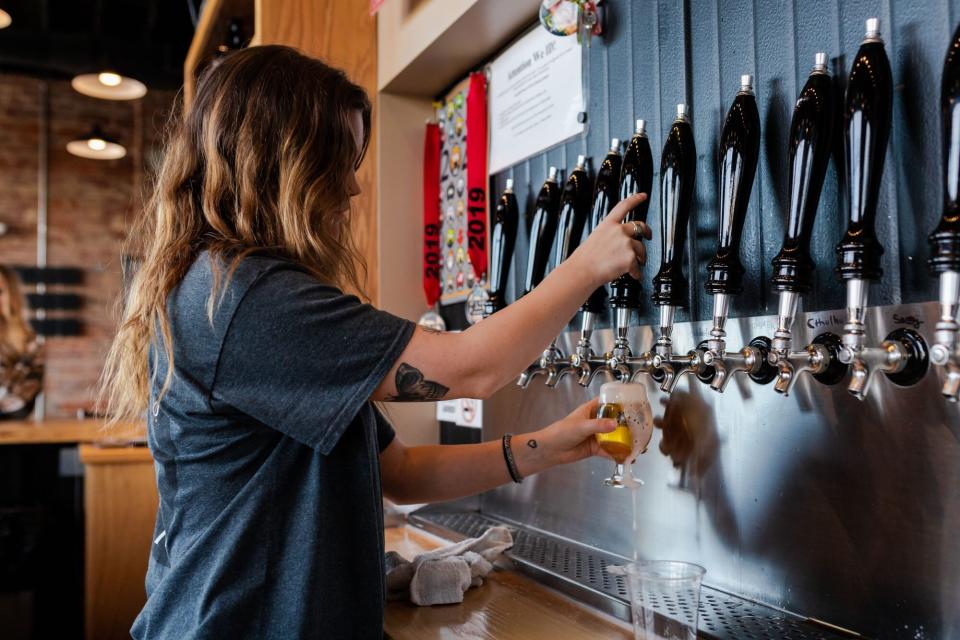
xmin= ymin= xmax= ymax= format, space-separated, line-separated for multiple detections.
xmin=385 ymin=363 xmax=449 ymax=402
xmin=527 ymin=439 xmax=538 ymax=449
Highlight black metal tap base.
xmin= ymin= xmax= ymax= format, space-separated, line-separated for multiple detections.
xmin=696 ymin=339 xmax=717 ymax=384
xmin=811 ymin=332 xmax=849 ymax=386
xmin=747 ymin=336 xmax=778 ymax=385
xmin=885 ymin=328 xmax=930 ymax=387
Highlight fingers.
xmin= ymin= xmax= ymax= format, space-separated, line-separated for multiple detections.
xmin=625 ymin=239 xmax=646 ymax=279
xmin=578 ymin=417 xmax=617 ymax=438
xmin=573 ymin=396 xmax=601 ymax=418
xmin=605 ymin=192 xmax=648 ymax=224
xmin=621 ymin=220 xmax=652 ymax=240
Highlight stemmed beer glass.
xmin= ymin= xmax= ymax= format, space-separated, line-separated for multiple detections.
xmin=594 ymin=382 xmax=653 ymax=487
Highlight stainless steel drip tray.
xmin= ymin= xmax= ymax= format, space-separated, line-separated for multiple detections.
xmin=407 ymin=505 xmax=858 ymax=640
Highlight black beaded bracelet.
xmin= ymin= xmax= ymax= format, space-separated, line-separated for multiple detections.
xmin=501 ymin=433 xmax=523 ymax=483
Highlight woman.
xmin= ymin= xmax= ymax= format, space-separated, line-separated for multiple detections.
xmin=0 ymin=266 xmax=43 ymax=420
xmin=101 ymin=46 xmax=651 ymax=639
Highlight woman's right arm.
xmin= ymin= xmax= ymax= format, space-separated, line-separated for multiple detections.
xmin=372 ymin=192 xmax=651 ymax=402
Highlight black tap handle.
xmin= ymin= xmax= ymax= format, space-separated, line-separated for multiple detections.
xmin=522 ymin=169 xmax=562 ymax=296
xmin=551 ymin=157 xmax=593 ymax=274
xmin=610 ymin=122 xmax=654 ymax=309
xmin=706 ymin=76 xmax=761 ymax=296
xmin=581 ymin=141 xmax=623 ymax=312
xmin=930 ymin=22 xmax=960 ymax=275
xmin=485 ymin=182 xmax=519 ymax=314
xmin=771 ymin=55 xmax=834 ymax=294
xmin=836 ymin=18 xmax=893 ymax=282
xmin=652 ymin=106 xmax=697 ymax=307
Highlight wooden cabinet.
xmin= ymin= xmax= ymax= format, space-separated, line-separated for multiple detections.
xmin=79 ymin=445 xmax=158 ymax=640
xmin=183 ymin=0 xmax=380 ymax=304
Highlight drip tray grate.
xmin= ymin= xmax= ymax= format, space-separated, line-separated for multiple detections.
xmin=408 ymin=506 xmax=854 ymax=640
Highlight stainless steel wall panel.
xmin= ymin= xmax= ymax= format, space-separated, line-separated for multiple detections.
xmin=481 ymin=302 xmax=959 ymax=637
xmin=478 ymin=1 xmax=960 ymax=637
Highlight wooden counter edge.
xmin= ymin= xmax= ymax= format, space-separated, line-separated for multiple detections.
xmin=0 ymin=419 xmax=144 ymax=446
xmin=79 ymin=444 xmax=153 ymax=465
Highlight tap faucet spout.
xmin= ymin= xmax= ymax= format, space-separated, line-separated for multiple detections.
xmin=931 ymin=271 xmax=960 ymax=401
xmin=605 ymin=307 xmax=635 ymax=382
xmin=517 ymin=363 xmax=546 ymax=388
xmin=627 ymin=351 xmax=657 ymax=382
xmin=844 ymin=340 xmax=904 ymax=400
xmin=653 ymin=350 xmax=705 ymax=393
xmin=771 ymin=343 xmax=831 ymax=396
xmin=578 ymin=357 xmax=617 ymax=387
xmin=703 ymin=346 xmax=762 ymax=393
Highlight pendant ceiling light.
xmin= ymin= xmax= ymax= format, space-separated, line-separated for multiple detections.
xmin=71 ymin=70 xmax=147 ymax=100
xmin=66 ymin=125 xmax=127 ymax=160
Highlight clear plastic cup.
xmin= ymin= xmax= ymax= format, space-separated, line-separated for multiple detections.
xmin=622 ymin=561 xmax=706 ymax=640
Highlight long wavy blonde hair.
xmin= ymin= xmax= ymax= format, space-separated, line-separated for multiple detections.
xmin=101 ymin=45 xmax=371 ymax=423
xmin=0 ymin=266 xmax=35 ymax=361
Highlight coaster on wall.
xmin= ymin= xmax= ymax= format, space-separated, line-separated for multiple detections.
xmin=539 ymin=0 xmax=580 ymax=36
xmin=418 ymin=307 xmax=447 ymax=333
xmin=465 ymin=280 xmax=490 ymax=325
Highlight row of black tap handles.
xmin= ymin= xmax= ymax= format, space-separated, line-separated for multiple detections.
xmin=482 ymin=18 xmax=960 ymax=404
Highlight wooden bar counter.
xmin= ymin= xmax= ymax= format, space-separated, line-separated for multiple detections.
xmin=0 ymin=419 xmax=154 ymax=640
xmin=384 ymin=525 xmax=631 ymax=640
xmin=0 ymin=417 xmax=143 ymax=445
xmin=79 ymin=443 xmax=157 ymax=640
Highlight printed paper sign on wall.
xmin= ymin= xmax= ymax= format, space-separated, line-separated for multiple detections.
xmin=488 ymin=27 xmax=584 ymax=173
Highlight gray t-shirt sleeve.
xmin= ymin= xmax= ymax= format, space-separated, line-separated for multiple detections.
xmin=211 ymin=264 xmax=415 ymax=455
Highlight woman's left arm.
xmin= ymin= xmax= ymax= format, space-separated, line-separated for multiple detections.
xmin=379 ymin=398 xmax=615 ymax=505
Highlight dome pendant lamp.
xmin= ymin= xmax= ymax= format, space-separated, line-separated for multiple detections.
xmin=66 ymin=125 xmax=127 ymax=160
xmin=71 ymin=69 xmax=147 ymax=101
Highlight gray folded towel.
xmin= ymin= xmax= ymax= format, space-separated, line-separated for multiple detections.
xmin=385 ymin=526 xmax=514 ymax=605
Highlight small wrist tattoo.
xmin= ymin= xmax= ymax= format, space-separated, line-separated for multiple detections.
xmin=527 ymin=439 xmax=538 ymax=449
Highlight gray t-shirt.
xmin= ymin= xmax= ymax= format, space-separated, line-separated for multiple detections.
xmin=131 ymin=252 xmax=414 ymax=639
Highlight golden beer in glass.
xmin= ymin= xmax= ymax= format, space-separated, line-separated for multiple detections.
xmin=594 ymin=402 xmax=633 ymax=463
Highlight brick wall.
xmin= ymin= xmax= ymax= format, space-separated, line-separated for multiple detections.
xmin=0 ymin=74 xmax=175 ymax=418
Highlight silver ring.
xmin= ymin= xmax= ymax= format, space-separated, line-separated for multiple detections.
xmin=631 ymin=221 xmax=644 ymax=239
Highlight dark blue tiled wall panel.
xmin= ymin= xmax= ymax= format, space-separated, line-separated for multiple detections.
xmin=493 ymin=0 xmax=960 ymax=329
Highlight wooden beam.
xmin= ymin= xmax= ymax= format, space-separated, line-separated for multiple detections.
xmin=256 ymin=0 xmax=380 ymax=303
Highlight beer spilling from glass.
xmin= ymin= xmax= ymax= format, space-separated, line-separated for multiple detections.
xmin=595 ymin=382 xmax=654 ymax=487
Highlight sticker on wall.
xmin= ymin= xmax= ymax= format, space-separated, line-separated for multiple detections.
xmin=436 ymin=76 xmax=485 ymax=306
xmin=435 ymin=398 xmax=483 ymax=429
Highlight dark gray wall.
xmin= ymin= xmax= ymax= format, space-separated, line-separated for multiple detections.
xmin=493 ymin=0 xmax=959 ymax=328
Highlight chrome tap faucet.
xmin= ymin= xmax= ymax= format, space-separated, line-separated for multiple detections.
xmin=570 ymin=139 xmax=623 ymax=387
xmin=606 ymin=119 xmax=654 ymax=382
xmin=929 ymin=23 xmax=960 ymax=401
xmin=767 ymin=54 xmax=848 ymax=395
xmin=697 ymin=75 xmax=776 ymax=393
xmin=544 ymin=156 xmax=595 ymax=387
xmin=835 ymin=19 xmax=928 ymax=400
xmin=517 ymin=168 xmax=563 ymax=388
xmin=649 ymin=104 xmax=701 ymax=393
xmin=930 ymin=272 xmax=960 ymax=399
